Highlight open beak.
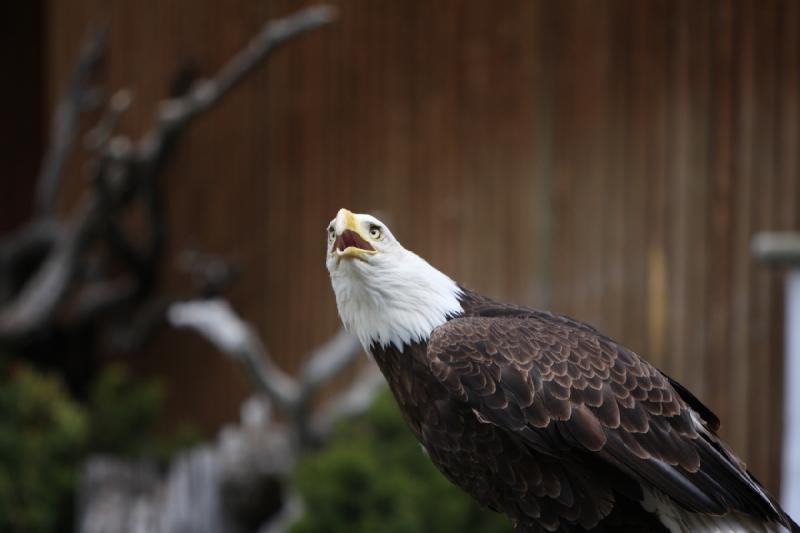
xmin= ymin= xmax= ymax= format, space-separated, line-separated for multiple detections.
xmin=332 ymin=209 xmax=376 ymax=261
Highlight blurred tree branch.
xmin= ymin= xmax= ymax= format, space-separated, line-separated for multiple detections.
xmin=35 ymin=27 xmax=106 ymax=215
xmin=168 ymin=299 xmax=382 ymax=450
xmin=0 ymin=5 xmax=337 ymax=348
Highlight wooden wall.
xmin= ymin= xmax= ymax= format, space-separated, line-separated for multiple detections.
xmin=1 ymin=1 xmax=42 ymax=234
xmin=47 ymin=0 xmax=799 ymax=494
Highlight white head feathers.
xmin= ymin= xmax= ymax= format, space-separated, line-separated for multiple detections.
xmin=326 ymin=209 xmax=463 ymax=352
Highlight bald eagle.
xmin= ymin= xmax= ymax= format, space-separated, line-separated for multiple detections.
xmin=325 ymin=209 xmax=797 ymax=533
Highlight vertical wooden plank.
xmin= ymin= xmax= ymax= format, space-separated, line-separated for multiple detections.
xmin=622 ymin=0 xmax=650 ymax=355
xmin=762 ymin=0 xmax=785 ymax=493
xmin=513 ymin=0 xmax=542 ymax=307
xmin=773 ymin=0 xmax=800 ymax=496
xmin=777 ymin=0 xmax=799 ymax=230
xmin=548 ymin=0 xmax=577 ymax=321
xmin=705 ymin=0 xmax=735 ymax=430
xmin=0 ymin=2 xmax=42 ymax=233
xmin=550 ymin=0 xmax=611 ymax=330
xmin=729 ymin=0 xmax=755 ymax=466
xmin=421 ymin=0 xmax=461 ymax=278
xmin=665 ymin=0 xmax=691 ymax=390
xmin=530 ymin=0 xmax=558 ymax=310
xmin=746 ymin=0 xmax=778 ymax=491
xmin=642 ymin=0 xmax=670 ymax=370
xmin=557 ymin=0 xmax=588 ymax=323
xmin=456 ymin=0 xmax=486 ymax=292
xmin=602 ymin=0 xmax=633 ymax=340
xmin=683 ymin=0 xmax=713 ymax=402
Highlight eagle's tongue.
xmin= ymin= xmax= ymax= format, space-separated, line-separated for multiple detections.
xmin=336 ymin=230 xmax=374 ymax=252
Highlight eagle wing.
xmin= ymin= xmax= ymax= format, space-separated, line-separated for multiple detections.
xmin=427 ymin=313 xmax=788 ymax=528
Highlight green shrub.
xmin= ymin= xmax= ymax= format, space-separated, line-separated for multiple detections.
xmin=86 ymin=363 xmax=199 ymax=460
xmin=291 ymin=392 xmax=511 ymax=533
xmin=87 ymin=363 xmax=165 ymax=456
xmin=0 ymin=363 xmax=88 ymax=533
xmin=0 ymin=360 xmax=200 ymax=533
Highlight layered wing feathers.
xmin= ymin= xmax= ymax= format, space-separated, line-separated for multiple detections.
xmin=427 ymin=314 xmax=787 ymax=529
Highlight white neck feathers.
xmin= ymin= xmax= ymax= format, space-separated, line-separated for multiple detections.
xmin=329 ymin=249 xmax=463 ymax=352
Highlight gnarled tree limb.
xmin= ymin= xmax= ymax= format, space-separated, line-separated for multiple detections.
xmin=36 ymin=28 xmax=107 ymax=215
xmin=299 ymin=329 xmax=362 ymax=396
xmin=0 ymin=5 xmax=337 ymax=347
xmin=167 ymin=298 xmax=383 ymax=450
xmin=168 ymin=299 xmax=300 ymax=411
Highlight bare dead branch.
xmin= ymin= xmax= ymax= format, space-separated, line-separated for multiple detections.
xmin=167 ymin=296 xmax=381 ymax=452
xmin=299 ymin=329 xmax=362 ymax=396
xmin=183 ymin=5 xmax=336 ymax=117
xmin=168 ymin=300 xmax=300 ymax=410
xmin=84 ymin=89 xmax=133 ymax=152
xmin=311 ymin=366 xmax=385 ymax=440
xmin=36 ymin=28 xmax=106 ymax=215
xmin=105 ymin=297 xmax=172 ymax=353
xmin=0 ymin=220 xmax=62 ymax=307
xmin=0 ymin=196 xmax=100 ymax=342
xmin=134 ymin=5 xmax=337 ymax=169
xmin=238 ymin=329 xmax=302 ymax=411
xmin=0 ymin=219 xmax=62 ymax=265
xmin=0 ymin=6 xmax=336 ymax=346
xmin=116 ymin=252 xmax=238 ymax=351
xmin=178 ymin=250 xmax=241 ymax=298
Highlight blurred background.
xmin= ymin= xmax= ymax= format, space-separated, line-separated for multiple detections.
xmin=1 ymin=1 xmax=798 ymax=532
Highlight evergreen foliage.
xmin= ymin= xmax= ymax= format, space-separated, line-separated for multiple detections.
xmin=0 ymin=363 xmax=87 ymax=532
xmin=0 ymin=360 xmax=199 ymax=532
xmin=87 ymin=364 xmax=199 ymax=460
xmin=291 ymin=391 xmax=511 ymax=533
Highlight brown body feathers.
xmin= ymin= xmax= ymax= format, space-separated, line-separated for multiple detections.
xmin=370 ymin=288 xmax=796 ymax=532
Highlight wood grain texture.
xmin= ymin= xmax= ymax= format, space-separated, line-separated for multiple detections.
xmin=45 ymin=0 xmax=798 ymax=494
xmin=1 ymin=1 xmax=43 ymax=234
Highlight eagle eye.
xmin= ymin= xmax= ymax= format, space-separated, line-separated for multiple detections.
xmin=327 ymin=226 xmax=335 ymax=239
xmin=369 ymin=225 xmax=382 ymax=240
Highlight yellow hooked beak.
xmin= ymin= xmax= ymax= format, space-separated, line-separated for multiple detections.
xmin=332 ymin=208 xmax=377 ymax=261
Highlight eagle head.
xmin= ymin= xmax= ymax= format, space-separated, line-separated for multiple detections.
xmin=326 ymin=208 xmax=462 ymax=352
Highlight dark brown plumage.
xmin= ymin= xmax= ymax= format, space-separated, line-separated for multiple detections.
xmin=370 ymin=288 xmax=796 ymax=532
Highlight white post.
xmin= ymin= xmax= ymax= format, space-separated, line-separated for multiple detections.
xmin=782 ymin=268 xmax=800 ymax=517
xmin=750 ymin=232 xmax=800 ymax=518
